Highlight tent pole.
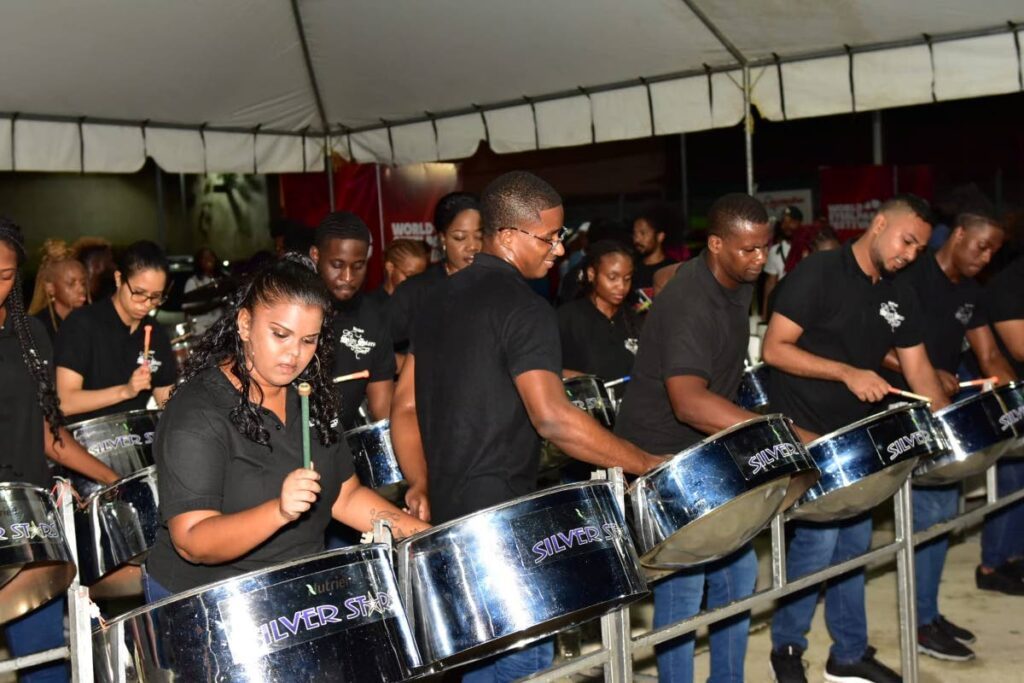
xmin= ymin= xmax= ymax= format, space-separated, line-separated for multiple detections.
xmin=872 ymin=111 xmax=883 ymax=164
xmin=153 ymin=162 xmax=167 ymax=248
xmin=743 ymin=66 xmax=754 ymax=195
xmin=679 ymin=134 xmax=689 ymax=231
xmin=325 ymin=135 xmax=335 ymax=211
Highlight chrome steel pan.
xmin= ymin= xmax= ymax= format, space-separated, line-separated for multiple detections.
xmin=75 ymin=466 xmax=159 ymax=586
xmin=736 ymin=363 xmax=770 ymax=413
xmin=64 ymin=410 xmax=160 ymax=498
xmin=630 ymin=414 xmax=817 ymax=569
xmin=914 ymin=388 xmax=1019 ymax=485
xmin=563 ymin=375 xmax=616 ymax=429
xmin=93 ymin=545 xmax=421 ymax=682
xmin=345 ymin=420 xmax=405 ymax=489
xmin=993 ymin=382 xmax=1024 ymax=455
xmin=0 ymin=482 xmax=76 ymax=624
xmin=398 ymin=481 xmax=646 ymax=669
xmin=791 ymin=402 xmax=946 ymax=521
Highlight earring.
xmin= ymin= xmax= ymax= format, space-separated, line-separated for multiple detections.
xmin=298 ymin=352 xmax=323 ymax=383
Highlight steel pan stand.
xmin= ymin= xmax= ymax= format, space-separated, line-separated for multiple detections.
xmin=893 ymin=479 xmax=919 ymax=683
xmin=597 ymin=467 xmax=633 ymax=683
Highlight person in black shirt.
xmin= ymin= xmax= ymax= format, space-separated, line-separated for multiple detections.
xmin=765 ymin=195 xmax=949 ymax=683
xmin=391 ymin=171 xmax=662 ymax=683
xmin=28 ymin=239 xmax=88 ymax=341
xmin=0 ymin=220 xmax=119 ymax=683
xmin=390 ymin=192 xmax=482 ymax=370
xmin=55 ymin=241 xmax=176 ymax=421
xmin=145 ymin=256 xmax=428 ymax=598
xmin=632 ymin=202 xmax=679 ymax=292
xmin=310 ymin=212 xmax=396 ymax=429
xmin=558 ymin=240 xmax=641 ymax=381
xmin=366 ymin=238 xmax=429 ymax=309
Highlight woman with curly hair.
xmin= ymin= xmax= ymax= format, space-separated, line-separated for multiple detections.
xmin=28 ymin=239 xmax=88 ymax=341
xmin=143 ymin=255 xmax=429 ymax=601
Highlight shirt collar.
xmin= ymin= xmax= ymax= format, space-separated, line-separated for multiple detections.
xmin=841 ymin=242 xmax=873 ymax=283
xmin=471 ymin=252 xmax=525 ymax=279
xmin=697 ymin=250 xmax=748 ymax=306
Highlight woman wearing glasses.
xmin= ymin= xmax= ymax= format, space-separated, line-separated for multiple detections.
xmin=55 ymin=240 xmax=176 ymax=420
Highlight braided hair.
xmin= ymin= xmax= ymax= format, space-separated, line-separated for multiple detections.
xmin=578 ymin=239 xmax=643 ymax=341
xmin=175 ymin=253 xmax=339 ymax=448
xmin=0 ymin=218 xmax=65 ymax=442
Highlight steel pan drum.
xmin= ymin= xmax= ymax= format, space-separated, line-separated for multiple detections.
xmin=75 ymin=466 xmax=159 ymax=586
xmin=65 ymin=410 xmax=160 ymax=498
xmin=993 ymin=382 xmax=1024 ymax=454
xmin=913 ymin=389 xmax=1019 ymax=485
xmin=0 ymin=482 xmax=76 ymax=624
xmin=736 ymin=363 xmax=770 ymax=412
xmin=345 ymin=420 xmax=404 ymax=489
xmin=398 ymin=481 xmax=646 ymax=668
xmin=94 ymin=545 xmax=421 ymax=682
xmin=563 ymin=375 xmax=616 ymax=429
xmin=791 ymin=402 xmax=946 ymax=521
xmin=630 ymin=415 xmax=817 ymax=569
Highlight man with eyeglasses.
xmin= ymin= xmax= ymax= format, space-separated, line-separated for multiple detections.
xmin=56 ymin=240 xmax=176 ymax=421
xmin=391 ymin=171 xmax=664 ymax=683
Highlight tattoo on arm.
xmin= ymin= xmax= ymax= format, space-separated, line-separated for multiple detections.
xmin=369 ymin=507 xmax=407 ymax=540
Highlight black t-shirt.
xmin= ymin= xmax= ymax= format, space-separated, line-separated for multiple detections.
xmin=390 ymin=264 xmax=446 ymax=353
xmin=365 ymin=286 xmax=390 ymax=309
xmin=329 ymin=294 xmax=396 ymax=429
xmin=615 ymin=254 xmax=752 ymax=453
xmin=146 ymin=367 xmax=354 ymax=593
xmin=633 ymin=257 xmax=677 ymax=291
xmin=33 ymin=310 xmax=60 ymax=343
xmin=411 ymin=253 xmax=562 ymax=524
xmin=886 ymin=251 xmax=985 ymax=384
xmin=769 ymin=244 xmax=923 ymax=434
xmin=0 ymin=316 xmax=52 ymax=487
xmin=54 ymin=298 xmax=176 ymax=421
xmin=558 ymin=297 xmax=641 ymax=380
xmin=986 ymin=255 xmax=1024 ymax=377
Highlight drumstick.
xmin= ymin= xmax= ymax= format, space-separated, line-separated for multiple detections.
xmin=142 ymin=325 xmax=152 ymax=368
xmin=888 ymin=387 xmax=931 ymax=403
xmin=959 ymin=376 xmax=998 ymax=389
xmin=332 ymin=369 xmax=371 ymax=384
xmin=298 ymin=382 xmax=312 ymax=470
xmin=603 ymin=376 xmax=631 ymax=389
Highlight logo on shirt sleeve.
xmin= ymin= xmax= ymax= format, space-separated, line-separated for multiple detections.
xmin=954 ymin=303 xmax=974 ymax=327
xmin=879 ymin=301 xmax=904 ymax=332
xmin=338 ymin=326 xmax=376 ymax=359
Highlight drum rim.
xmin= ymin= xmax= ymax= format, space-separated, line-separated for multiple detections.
xmin=743 ymin=362 xmax=767 ymax=372
xmin=993 ymin=380 xmax=1024 ymax=394
xmin=562 ymin=374 xmax=603 ymax=385
xmin=94 ymin=543 xmax=392 ymax=631
xmin=397 ymin=480 xmax=614 ymax=545
xmin=631 ymin=413 xmax=795 ymax=486
xmin=67 ymin=408 xmax=160 ymax=431
xmin=81 ymin=464 xmax=157 ymax=504
xmin=807 ymin=401 xmax=930 ymax=448
xmin=344 ymin=418 xmax=390 ymax=436
xmin=0 ymin=481 xmax=54 ymax=496
xmin=935 ymin=387 xmax=1006 ymax=418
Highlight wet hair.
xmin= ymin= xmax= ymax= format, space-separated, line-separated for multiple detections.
xmin=878 ymin=193 xmax=933 ymax=225
xmin=707 ymin=193 xmax=770 ymax=237
xmin=578 ymin=240 xmax=636 ymax=298
xmin=433 ymin=192 xmax=480 ymax=235
xmin=480 ymin=171 xmax=562 ymax=236
xmin=0 ymin=219 xmax=65 ymax=442
xmin=28 ymin=239 xmax=82 ymax=316
xmin=384 ymin=238 xmax=429 ymax=265
xmin=314 ymin=211 xmax=371 ymax=248
xmin=117 ymin=240 xmax=170 ymax=279
xmin=176 ymin=254 xmax=339 ymax=448
xmin=634 ymin=202 xmax=681 ymax=238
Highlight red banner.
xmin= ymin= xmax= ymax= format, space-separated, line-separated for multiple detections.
xmin=820 ymin=165 xmax=933 ymax=237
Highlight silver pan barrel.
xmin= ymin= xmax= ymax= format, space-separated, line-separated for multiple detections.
xmin=993 ymin=382 xmax=1024 ymax=454
xmin=65 ymin=409 xmax=160 ymax=498
xmin=345 ymin=419 xmax=405 ymax=489
xmin=736 ymin=363 xmax=770 ymax=413
xmin=563 ymin=375 xmax=616 ymax=429
xmin=791 ymin=402 xmax=947 ymax=522
xmin=0 ymin=482 xmax=76 ymax=624
xmin=398 ymin=480 xmax=646 ymax=669
xmin=630 ymin=414 xmax=817 ymax=570
xmin=913 ymin=388 xmax=1019 ymax=485
xmin=94 ymin=545 xmax=421 ymax=682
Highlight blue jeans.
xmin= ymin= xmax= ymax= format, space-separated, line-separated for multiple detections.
xmin=982 ymin=458 xmax=1024 ymax=567
xmin=912 ymin=485 xmax=959 ymax=626
xmin=460 ymin=638 xmax=554 ymax=683
xmin=653 ymin=545 xmax=757 ymax=683
xmin=771 ymin=515 xmax=872 ymax=664
xmin=3 ymin=597 xmax=68 ymax=682
xmin=143 ymin=569 xmax=174 ymax=604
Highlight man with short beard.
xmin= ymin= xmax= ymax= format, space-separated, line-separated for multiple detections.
xmin=765 ymin=195 xmax=949 ymax=683
xmin=632 ymin=203 xmax=678 ymax=291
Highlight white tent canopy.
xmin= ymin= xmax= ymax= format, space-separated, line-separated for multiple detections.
xmin=1 ymin=0 xmax=1022 ymax=173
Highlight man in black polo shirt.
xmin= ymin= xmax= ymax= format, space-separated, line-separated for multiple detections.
xmin=766 ymin=195 xmax=949 ymax=683
xmin=310 ymin=212 xmax=395 ymax=431
xmin=632 ymin=203 xmax=679 ymax=292
xmin=616 ymin=193 xmax=810 ymax=683
xmin=391 ymin=171 xmax=662 ymax=683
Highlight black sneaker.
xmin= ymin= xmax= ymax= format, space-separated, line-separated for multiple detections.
xmin=824 ymin=646 xmax=901 ymax=683
xmin=976 ymin=564 xmax=1024 ymax=596
xmin=770 ymin=644 xmax=807 ymax=683
xmin=918 ymin=622 xmax=975 ymax=661
xmin=1004 ymin=558 xmax=1024 ymax=580
xmin=935 ymin=615 xmax=976 ymax=645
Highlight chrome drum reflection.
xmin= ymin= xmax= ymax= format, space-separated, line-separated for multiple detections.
xmin=913 ymin=388 xmax=1019 ymax=485
xmin=64 ymin=410 xmax=160 ymax=498
xmin=993 ymin=382 xmax=1024 ymax=454
xmin=345 ymin=420 xmax=404 ymax=489
xmin=398 ymin=481 xmax=646 ymax=668
xmin=630 ymin=415 xmax=818 ymax=570
xmin=94 ymin=545 xmax=421 ymax=682
xmin=563 ymin=375 xmax=616 ymax=429
xmin=0 ymin=482 xmax=76 ymax=624
xmin=791 ymin=402 xmax=947 ymax=522
xmin=736 ymin=363 xmax=770 ymax=413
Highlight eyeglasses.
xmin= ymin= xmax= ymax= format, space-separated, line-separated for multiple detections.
xmin=498 ymin=225 xmax=569 ymax=252
xmin=122 ymin=280 xmax=168 ymax=306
